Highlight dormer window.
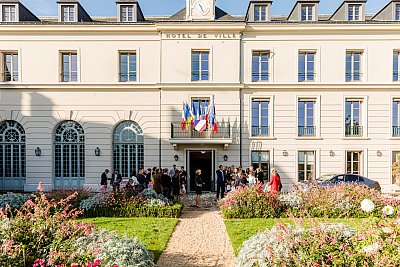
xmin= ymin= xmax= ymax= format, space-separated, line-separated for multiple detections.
xmin=254 ymin=5 xmax=267 ymax=21
xmin=348 ymin=4 xmax=361 ymax=21
xmin=301 ymin=4 xmax=314 ymax=21
xmin=61 ymin=5 xmax=75 ymax=22
xmin=396 ymin=4 xmax=400 ymax=21
xmin=2 ymin=5 xmax=16 ymax=22
xmin=120 ymin=5 xmax=133 ymax=22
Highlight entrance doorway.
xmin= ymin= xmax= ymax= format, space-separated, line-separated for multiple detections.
xmin=187 ymin=150 xmax=215 ymax=192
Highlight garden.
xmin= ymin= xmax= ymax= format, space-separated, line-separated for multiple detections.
xmin=219 ymin=183 xmax=400 ymax=267
xmin=0 ymin=184 xmax=183 ymax=267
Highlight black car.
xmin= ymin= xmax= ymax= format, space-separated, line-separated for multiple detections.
xmin=315 ymin=173 xmax=381 ymax=191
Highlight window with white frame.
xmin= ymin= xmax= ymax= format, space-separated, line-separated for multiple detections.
xmin=348 ymin=4 xmax=361 ymax=21
xmin=251 ymin=99 xmax=269 ymax=137
xmin=298 ymin=99 xmax=316 ymax=137
xmin=252 ymin=51 xmax=269 ymax=82
xmin=191 ymin=98 xmax=210 ymax=120
xmin=392 ymin=151 xmax=400 ymax=184
xmin=61 ymin=52 xmax=78 ymax=82
xmin=120 ymin=5 xmax=133 ymax=22
xmin=298 ymin=51 xmax=315 ymax=82
xmin=119 ymin=52 xmax=137 ymax=82
xmin=345 ymin=99 xmax=363 ymax=137
xmin=301 ymin=4 xmax=314 ymax=21
xmin=346 ymin=151 xmax=362 ymax=175
xmin=393 ymin=99 xmax=400 ymax=137
xmin=2 ymin=5 xmax=16 ymax=22
xmin=394 ymin=51 xmax=399 ymax=81
xmin=396 ymin=4 xmax=400 ymax=21
xmin=254 ymin=5 xmax=267 ymax=21
xmin=2 ymin=52 xmax=18 ymax=82
xmin=251 ymin=151 xmax=270 ymax=181
xmin=298 ymin=151 xmax=316 ymax=181
xmin=191 ymin=50 xmax=209 ymax=81
xmin=61 ymin=5 xmax=75 ymax=22
xmin=346 ymin=51 xmax=362 ymax=82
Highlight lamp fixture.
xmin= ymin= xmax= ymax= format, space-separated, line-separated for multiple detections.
xmin=95 ymin=147 xmax=101 ymax=157
xmin=283 ymin=150 xmax=289 ymax=157
xmin=329 ymin=150 xmax=335 ymax=157
xmin=35 ymin=147 xmax=41 ymax=157
xmin=223 ymin=155 xmax=228 ymax=162
xmin=174 ymin=155 xmax=179 ymax=161
xmin=377 ymin=150 xmax=383 ymax=157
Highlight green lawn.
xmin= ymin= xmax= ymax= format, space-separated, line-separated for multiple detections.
xmin=225 ymin=218 xmax=368 ymax=255
xmin=81 ymin=217 xmax=178 ymax=262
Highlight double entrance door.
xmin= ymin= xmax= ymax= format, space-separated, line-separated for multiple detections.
xmin=187 ymin=150 xmax=215 ymax=192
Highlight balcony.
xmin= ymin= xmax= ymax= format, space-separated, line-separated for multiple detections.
xmin=251 ymin=126 xmax=269 ymax=137
xmin=345 ymin=125 xmax=363 ymax=137
xmin=393 ymin=126 xmax=400 ymax=137
xmin=298 ymin=72 xmax=316 ymax=82
xmin=170 ymin=122 xmax=232 ymax=149
xmin=298 ymin=126 xmax=316 ymax=137
xmin=1 ymin=72 xmax=18 ymax=82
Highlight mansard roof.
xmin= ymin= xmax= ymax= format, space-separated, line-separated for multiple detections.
xmin=168 ymin=7 xmax=241 ymax=21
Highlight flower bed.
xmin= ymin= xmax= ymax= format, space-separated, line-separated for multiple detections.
xmin=0 ymin=184 xmax=154 ymax=267
xmin=236 ymin=200 xmax=400 ymax=267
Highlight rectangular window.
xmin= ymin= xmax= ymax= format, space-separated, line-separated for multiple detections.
xmin=346 ymin=51 xmax=362 ymax=82
xmin=345 ymin=100 xmax=363 ymax=137
xmin=298 ymin=51 xmax=315 ymax=82
xmin=61 ymin=52 xmax=78 ymax=82
xmin=192 ymin=51 xmax=209 ymax=81
xmin=348 ymin=4 xmax=361 ymax=21
xmin=298 ymin=100 xmax=315 ymax=137
xmin=393 ymin=99 xmax=400 ymax=137
xmin=298 ymin=151 xmax=316 ymax=181
xmin=61 ymin=5 xmax=75 ymax=22
xmin=2 ymin=52 xmax=18 ymax=82
xmin=394 ymin=51 xmax=399 ymax=81
xmin=346 ymin=151 xmax=362 ymax=175
xmin=251 ymin=151 xmax=270 ymax=181
xmin=252 ymin=51 xmax=269 ymax=82
xmin=251 ymin=99 xmax=269 ymax=136
xmin=392 ymin=151 xmax=400 ymax=184
xmin=301 ymin=4 xmax=314 ymax=21
xmin=396 ymin=4 xmax=400 ymax=21
xmin=191 ymin=98 xmax=210 ymax=120
xmin=2 ymin=5 xmax=16 ymax=22
xmin=121 ymin=5 xmax=133 ymax=22
xmin=254 ymin=5 xmax=267 ymax=21
xmin=119 ymin=52 xmax=137 ymax=82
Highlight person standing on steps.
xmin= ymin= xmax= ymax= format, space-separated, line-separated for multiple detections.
xmin=216 ymin=165 xmax=226 ymax=200
xmin=100 ymin=169 xmax=109 ymax=192
xmin=111 ymin=169 xmax=122 ymax=192
xmin=195 ymin=169 xmax=204 ymax=207
xmin=162 ymin=168 xmax=172 ymax=199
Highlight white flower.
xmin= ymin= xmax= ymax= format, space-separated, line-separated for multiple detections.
xmin=382 ymin=227 xmax=394 ymax=234
xmin=361 ymin=199 xmax=375 ymax=213
xmin=363 ymin=243 xmax=380 ymax=254
xmin=382 ymin=205 xmax=394 ymax=216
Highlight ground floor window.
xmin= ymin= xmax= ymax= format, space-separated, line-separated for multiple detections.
xmin=392 ymin=151 xmax=400 ymax=184
xmin=251 ymin=150 xmax=270 ymax=181
xmin=0 ymin=120 xmax=26 ymax=190
xmin=113 ymin=121 xmax=144 ymax=178
xmin=298 ymin=151 xmax=316 ymax=181
xmin=346 ymin=151 xmax=362 ymax=175
xmin=54 ymin=121 xmax=85 ymax=188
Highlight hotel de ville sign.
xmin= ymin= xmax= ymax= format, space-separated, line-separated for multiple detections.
xmin=162 ymin=32 xmax=241 ymax=40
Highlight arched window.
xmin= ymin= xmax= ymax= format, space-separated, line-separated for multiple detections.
xmin=54 ymin=121 xmax=85 ymax=188
xmin=113 ymin=121 xmax=144 ymax=178
xmin=0 ymin=121 xmax=26 ymax=190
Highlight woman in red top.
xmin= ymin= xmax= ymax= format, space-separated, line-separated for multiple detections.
xmin=267 ymin=168 xmax=281 ymax=192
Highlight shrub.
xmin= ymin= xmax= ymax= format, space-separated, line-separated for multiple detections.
xmin=219 ymin=183 xmax=282 ymax=219
xmin=45 ymin=187 xmax=94 ymax=208
xmin=0 ymin=192 xmax=30 ymax=210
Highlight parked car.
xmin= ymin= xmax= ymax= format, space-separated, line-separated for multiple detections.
xmin=311 ymin=173 xmax=381 ymax=191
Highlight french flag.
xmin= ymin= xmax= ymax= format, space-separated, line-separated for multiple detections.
xmin=194 ymin=120 xmax=207 ymax=132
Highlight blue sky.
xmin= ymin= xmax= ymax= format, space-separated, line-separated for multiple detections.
xmin=20 ymin=0 xmax=387 ymax=17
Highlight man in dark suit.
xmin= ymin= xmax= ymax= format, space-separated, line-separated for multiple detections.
xmin=100 ymin=169 xmax=109 ymax=191
xmin=216 ymin=165 xmax=226 ymax=200
xmin=111 ymin=169 xmax=122 ymax=192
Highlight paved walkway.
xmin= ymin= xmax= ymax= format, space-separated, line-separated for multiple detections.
xmin=156 ymin=194 xmax=236 ymax=267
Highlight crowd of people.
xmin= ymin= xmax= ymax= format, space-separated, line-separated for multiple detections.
xmin=99 ymin=164 xmax=282 ymax=207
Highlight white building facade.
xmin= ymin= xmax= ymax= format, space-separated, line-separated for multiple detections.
xmin=0 ymin=0 xmax=400 ymax=192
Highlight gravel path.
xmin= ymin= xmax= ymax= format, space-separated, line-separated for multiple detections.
xmin=156 ymin=195 xmax=236 ymax=267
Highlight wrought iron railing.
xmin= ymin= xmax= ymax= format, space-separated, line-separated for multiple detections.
xmin=252 ymin=72 xmax=270 ymax=82
xmin=251 ymin=126 xmax=269 ymax=137
xmin=171 ymin=122 xmax=231 ymax=139
xmin=393 ymin=72 xmax=399 ymax=82
xmin=298 ymin=126 xmax=316 ymax=137
xmin=345 ymin=125 xmax=363 ymax=137
xmin=1 ymin=72 xmax=18 ymax=82
xmin=60 ymin=72 xmax=78 ymax=82
xmin=393 ymin=126 xmax=400 ymax=137
xmin=345 ymin=72 xmax=363 ymax=82
xmin=298 ymin=72 xmax=316 ymax=82
xmin=119 ymin=72 xmax=137 ymax=82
